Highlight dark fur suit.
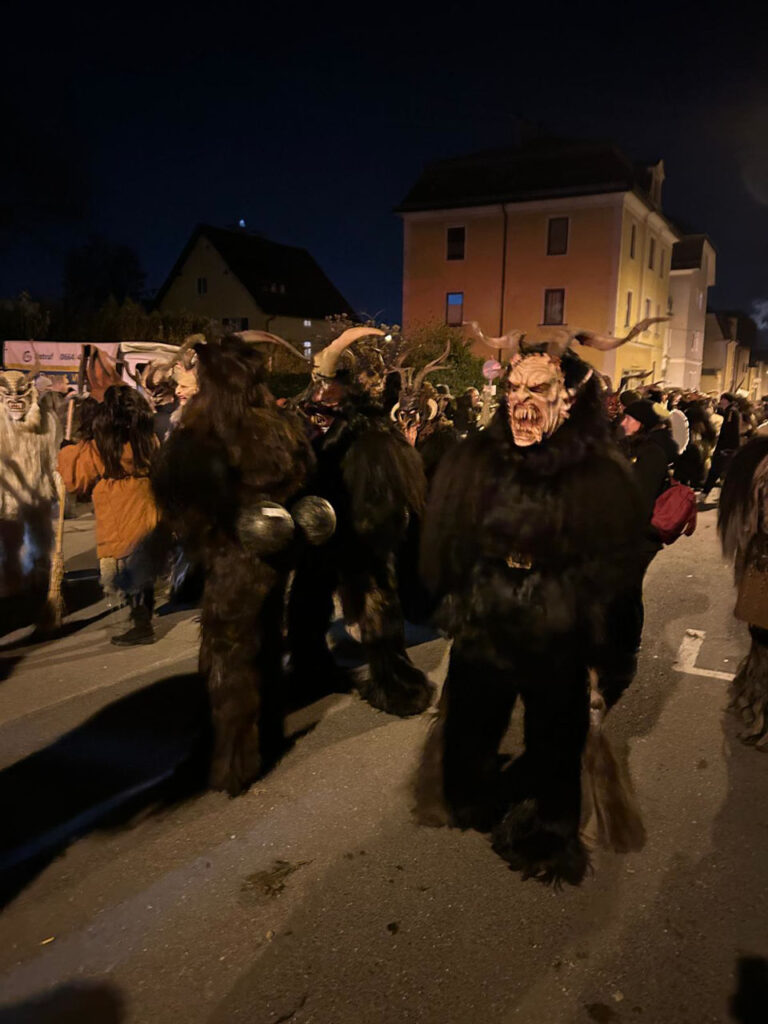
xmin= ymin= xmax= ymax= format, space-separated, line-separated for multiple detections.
xmin=416 ymin=357 xmax=647 ymax=884
xmin=288 ymin=390 xmax=434 ymax=716
xmin=152 ymin=338 xmax=314 ymax=794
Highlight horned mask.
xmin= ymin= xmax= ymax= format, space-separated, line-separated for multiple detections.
xmin=389 ymin=342 xmax=451 ymax=446
xmin=467 ymin=317 xmax=668 ymax=447
xmin=0 ymin=344 xmax=42 ymax=429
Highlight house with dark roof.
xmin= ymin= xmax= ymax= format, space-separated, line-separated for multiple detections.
xmin=396 ymin=138 xmax=680 ymax=384
xmin=667 ymin=234 xmax=717 ymax=389
xmin=155 ymin=224 xmax=355 ymax=353
xmin=703 ymin=309 xmax=761 ymax=397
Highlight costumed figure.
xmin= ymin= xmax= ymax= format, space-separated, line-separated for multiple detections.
xmin=0 ymin=352 xmax=62 ymax=616
xmin=389 ymin=342 xmax=458 ymax=477
xmin=151 ymin=336 xmax=321 ymax=794
xmin=132 ymin=335 xmax=202 ymax=440
xmin=240 ymin=327 xmax=434 ymax=718
xmin=718 ymin=437 xmax=768 ymax=749
xmin=414 ymin=319 xmax=664 ymax=885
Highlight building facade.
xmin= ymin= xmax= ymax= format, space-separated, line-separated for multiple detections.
xmin=667 ymin=236 xmax=716 ymax=390
xmin=397 ymin=140 xmax=680 ymax=386
xmin=155 ymin=225 xmax=355 ymax=360
xmin=702 ymin=311 xmax=759 ymax=397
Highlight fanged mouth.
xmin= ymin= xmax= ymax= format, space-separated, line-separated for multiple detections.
xmin=512 ymin=404 xmax=540 ymax=426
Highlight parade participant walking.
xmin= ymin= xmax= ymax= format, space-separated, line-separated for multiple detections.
xmin=58 ymin=386 xmax=159 ymax=645
xmin=719 ymin=436 xmax=768 ymax=749
xmin=702 ymin=393 xmax=741 ymax=498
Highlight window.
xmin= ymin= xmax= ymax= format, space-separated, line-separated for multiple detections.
xmin=446 ymin=291 xmax=464 ymax=326
xmin=446 ymin=226 xmax=465 ymax=261
xmin=644 ymin=298 xmax=651 ymax=321
xmin=624 ymin=291 xmax=633 ymax=328
xmin=196 ymin=277 xmax=207 ymax=296
xmin=655 ymin=305 xmax=660 ymax=334
xmin=303 ymin=319 xmax=312 ymax=327
xmin=547 ymin=217 xmax=569 ymax=255
xmin=648 ymin=238 xmax=656 ymax=270
xmin=630 ymin=224 xmax=637 ymax=259
xmin=240 ymin=317 xmax=249 ymax=331
xmin=303 ymin=341 xmax=312 ymax=358
xmin=543 ymin=288 xmax=565 ymax=325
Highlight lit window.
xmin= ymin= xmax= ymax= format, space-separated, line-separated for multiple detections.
xmin=543 ymin=288 xmax=565 ymax=325
xmin=196 ymin=277 xmax=207 ymax=296
xmin=630 ymin=224 xmax=636 ymax=259
xmin=547 ymin=217 xmax=569 ymax=256
xmin=446 ymin=291 xmax=464 ymax=326
xmin=648 ymin=238 xmax=656 ymax=270
xmin=625 ymin=291 xmax=633 ymax=328
xmin=303 ymin=319 xmax=312 ymax=328
xmin=446 ymin=227 xmax=465 ymax=261
xmin=303 ymin=341 xmax=312 ymax=357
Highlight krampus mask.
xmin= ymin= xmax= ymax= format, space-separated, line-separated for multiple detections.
xmin=390 ymin=342 xmax=450 ymax=445
xmin=486 ymin=317 xmax=667 ymax=447
xmin=0 ymin=368 xmax=40 ymax=428
xmin=237 ymin=327 xmax=385 ymax=432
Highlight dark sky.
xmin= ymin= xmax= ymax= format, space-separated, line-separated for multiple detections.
xmin=4 ymin=1 xmax=768 ymax=333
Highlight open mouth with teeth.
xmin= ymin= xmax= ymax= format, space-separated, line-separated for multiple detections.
xmin=4 ymin=401 xmax=28 ymax=420
xmin=510 ymin=402 xmax=543 ymax=445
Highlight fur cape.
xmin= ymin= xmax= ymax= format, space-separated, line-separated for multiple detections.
xmin=719 ymin=436 xmax=768 ymax=584
xmin=0 ymin=402 xmax=62 ymax=519
xmin=420 ymin=372 xmax=647 ymax=666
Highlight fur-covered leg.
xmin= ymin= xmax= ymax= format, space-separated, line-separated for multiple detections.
xmin=347 ymin=556 xmax=434 ymax=717
xmin=287 ymin=547 xmax=347 ymax=698
xmin=730 ymin=628 xmax=768 ymax=749
xmin=201 ymin=544 xmax=284 ymax=796
xmin=492 ymin=665 xmax=590 ymax=886
xmin=431 ymin=649 xmax=516 ymax=830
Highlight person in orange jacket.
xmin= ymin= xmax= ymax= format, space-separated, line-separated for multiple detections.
xmin=58 ymin=385 xmax=159 ymax=645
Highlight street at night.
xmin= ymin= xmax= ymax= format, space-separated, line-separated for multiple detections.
xmin=1 ymin=503 xmax=765 ymax=1024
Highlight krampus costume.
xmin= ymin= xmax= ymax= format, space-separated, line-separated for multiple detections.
xmin=390 ymin=343 xmax=459 ymax=479
xmin=718 ymin=437 xmax=768 ymax=749
xmin=241 ymin=328 xmax=433 ymax=717
xmin=415 ymin=320 xmax=662 ymax=884
xmin=151 ymin=336 xmax=317 ymax=794
xmin=0 ymin=355 xmax=62 ymax=607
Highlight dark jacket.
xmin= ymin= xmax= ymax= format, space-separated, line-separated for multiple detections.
xmin=620 ymin=425 xmax=679 ymax=560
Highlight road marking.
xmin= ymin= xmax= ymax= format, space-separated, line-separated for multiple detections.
xmin=673 ymin=628 xmax=735 ymax=681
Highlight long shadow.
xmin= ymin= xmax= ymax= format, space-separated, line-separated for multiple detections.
xmin=0 ymin=672 xmax=212 ymax=909
xmin=0 ymin=573 xmax=110 ymax=645
xmin=0 ymin=982 xmax=124 ymax=1023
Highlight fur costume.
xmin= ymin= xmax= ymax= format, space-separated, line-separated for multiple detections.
xmin=240 ymin=328 xmax=434 ymax=717
xmin=151 ymin=336 xmax=316 ymax=794
xmin=414 ymin=321 xmax=659 ymax=885
xmin=0 ymin=360 xmax=62 ymax=601
xmin=719 ymin=437 xmax=768 ymax=748
xmin=389 ymin=343 xmax=459 ymax=479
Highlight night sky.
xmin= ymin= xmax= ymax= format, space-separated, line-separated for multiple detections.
xmin=4 ymin=2 xmax=768 ymax=337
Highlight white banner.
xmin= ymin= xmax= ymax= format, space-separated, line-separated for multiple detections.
xmin=3 ymin=341 xmax=121 ymax=372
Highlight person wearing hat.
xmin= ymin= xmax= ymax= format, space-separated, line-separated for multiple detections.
xmin=620 ymin=399 xmax=679 ymax=562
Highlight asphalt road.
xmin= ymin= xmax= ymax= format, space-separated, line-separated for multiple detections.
xmin=0 ymin=504 xmax=766 ymax=1024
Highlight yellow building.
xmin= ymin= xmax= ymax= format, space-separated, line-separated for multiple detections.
xmin=156 ymin=224 xmax=355 ymax=359
xmin=397 ymin=140 xmax=679 ymax=386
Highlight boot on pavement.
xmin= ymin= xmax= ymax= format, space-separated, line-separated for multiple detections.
xmin=111 ymin=589 xmax=156 ymax=646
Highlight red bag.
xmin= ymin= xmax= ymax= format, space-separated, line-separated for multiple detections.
xmin=651 ymin=481 xmax=697 ymax=544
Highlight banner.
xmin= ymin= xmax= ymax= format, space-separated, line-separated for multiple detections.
xmin=2 ymin=340 xmax=120 ymax=372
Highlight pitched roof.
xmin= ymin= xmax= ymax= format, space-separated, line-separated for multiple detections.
xmin=671 ymin=234 xmax=715 ymax=271
xmin=709 ymin=309 xmax=758 ymax=349
xmin=395 ymin=139 xmax=663 ymax=213
xmin=155 ymin=224 xmax=355 ymax=319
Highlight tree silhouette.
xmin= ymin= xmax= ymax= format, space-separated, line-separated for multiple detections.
xmin=63 ymin=235 xmax=146 ymax=311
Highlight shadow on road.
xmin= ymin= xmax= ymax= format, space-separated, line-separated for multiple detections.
xmin=0 ymin=981 xmax=125 ymax=1023
xmin=0 ymin=672 xmax=212 ymax=909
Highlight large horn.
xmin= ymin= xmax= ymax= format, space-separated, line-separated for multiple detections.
xmin=237 ymin=329 xmax=308 ymax=363
xmin=312 ymin=327 xmax=385 ymax=379
xmin=574 ymin=317 xmax=670 ymax=352
xmin=25 ymin=341 xmax=42 ymax=380
xmin=389 ymin=401 xmax=401 ymax=422
xmin=413 ymin=340 xmax=452 ymax=392
xmin=464 ymin=320 xmax=525 ymax=354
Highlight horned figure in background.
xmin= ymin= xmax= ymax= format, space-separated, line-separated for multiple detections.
xmin=414 ymin=318 xmax=665 ymax=885
xmin=239 ymin=326 xmax=434 ymax=718
xmin=390 ymin=342 xmax=450 ymax=445
xmin=0 ymin=345 xmax=63 ymax=615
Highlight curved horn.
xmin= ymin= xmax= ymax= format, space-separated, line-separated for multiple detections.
xmin=574 ymin=317 xmax=670 ymax=352
xmin=464 ymin=321 xmax=525 ymax=357
xmin=413 ymin=340 xmax=452 ymax=391
xmin=313 ymin=327 xmax=385 ymax=379
xmin=237 ymin=329 xmax=308 ymax=363
xmin=425 ymin=398 xmax=438 ymax=422
xmin=389 ymin=402 xmax=400 ymax=422
xmin=26 ymin=341 xmax=42 ymax=380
